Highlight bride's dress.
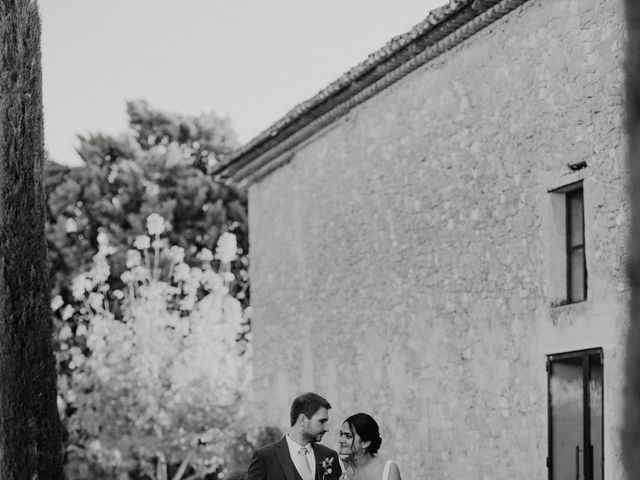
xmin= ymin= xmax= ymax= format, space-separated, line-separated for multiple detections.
xmin=381 ymin=460 xmax=393 ymax=480
xmin=339 ymin=460 xmax=394 ymax=480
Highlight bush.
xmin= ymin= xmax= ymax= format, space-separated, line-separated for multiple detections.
xmin=54 ymin=214 xmax=251 ymax=480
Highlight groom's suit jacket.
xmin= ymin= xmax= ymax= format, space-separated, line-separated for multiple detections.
xmin=247 ymin=437 xmax=342 ymax=480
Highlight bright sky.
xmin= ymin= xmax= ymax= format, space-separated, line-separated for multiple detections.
xmin=40 ymin=0 xmax=446 ymax=166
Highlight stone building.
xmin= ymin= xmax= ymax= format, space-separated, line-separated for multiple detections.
xmin=218 ymin=0 xmax=627 ymax=479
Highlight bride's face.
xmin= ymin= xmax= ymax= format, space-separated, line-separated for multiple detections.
xmin=338 ymin=422 xmax=362 ymax=456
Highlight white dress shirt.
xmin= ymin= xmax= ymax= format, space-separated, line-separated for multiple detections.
xmin=286 ymin=434 xmax=316 ymax=480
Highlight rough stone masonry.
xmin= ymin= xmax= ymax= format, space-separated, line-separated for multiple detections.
xmin=243 ymin=0 xmax=627 ymax=478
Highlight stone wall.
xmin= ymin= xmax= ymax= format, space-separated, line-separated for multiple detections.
xmin=246 ymin=0 xmax=627 ymax=478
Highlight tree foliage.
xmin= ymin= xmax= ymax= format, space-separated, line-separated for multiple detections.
xmin=45 ymin=99 xmax=248 ymax=307
xmin=44 ymin=101 xmax=251 ymax=479
xmin=0 ymin=1 xmax=64 ymax=478
xmin=55 ymin=215 xmax=249 ymax=479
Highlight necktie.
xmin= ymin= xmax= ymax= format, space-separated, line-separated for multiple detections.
xmin=299 ymin=447 xmax=313 ymax=480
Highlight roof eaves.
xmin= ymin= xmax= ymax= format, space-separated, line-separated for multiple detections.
xmin=215 ymin=0 xmax=528 ymax=186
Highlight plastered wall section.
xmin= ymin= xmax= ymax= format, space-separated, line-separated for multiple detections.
xmin=246 ymin=0 xmax=627 ymax=479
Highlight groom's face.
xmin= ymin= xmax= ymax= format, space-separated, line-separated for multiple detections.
xmin=302 ymin=407 xmax=330 ymax=443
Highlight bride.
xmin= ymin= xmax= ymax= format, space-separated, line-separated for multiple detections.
xmin=338 ymin=413 xmax=401 ymax=480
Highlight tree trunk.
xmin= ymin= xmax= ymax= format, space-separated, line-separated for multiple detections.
xmin=0 ymin=1 xmax=64 ymax=478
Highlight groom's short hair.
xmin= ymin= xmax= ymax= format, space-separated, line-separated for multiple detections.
xmin=290 ymin=392 xmax=331 ymax=426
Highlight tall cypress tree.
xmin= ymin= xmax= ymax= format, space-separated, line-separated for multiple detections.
xmin=0 ymin=1 xmax=63 ymax=478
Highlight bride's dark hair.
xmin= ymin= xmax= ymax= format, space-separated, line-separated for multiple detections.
xmin=344 ymin=413 xmax=382 ymax=455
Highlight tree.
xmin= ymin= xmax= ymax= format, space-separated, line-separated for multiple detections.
xmin=0 ymin=1 xmax=64 ymax=478
xmin=45 ymin=100 xmax=248 ymax=308
xmin=44 ymin=101 xmax=250 ymax=477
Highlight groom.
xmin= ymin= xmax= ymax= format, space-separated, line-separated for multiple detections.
xmin=247 ymin=392 xmax=342 ymax=480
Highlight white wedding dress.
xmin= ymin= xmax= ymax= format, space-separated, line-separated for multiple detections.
xmin=338 ymin=459 xmax=395 ymax=480
xmin=381 ymin=460 xmax=393 ymax=480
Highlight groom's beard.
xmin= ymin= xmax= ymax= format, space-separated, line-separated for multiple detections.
xmin=302 ymin=431 xmax=325 ymax=444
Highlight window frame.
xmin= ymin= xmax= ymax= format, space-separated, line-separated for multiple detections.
xmin=565 ymin=185 xmax=587 ymax=303
xmin=547 ymin=348 xmax=604 ymax=480
xmin=548 ymin=180 xmax=587 ymax=305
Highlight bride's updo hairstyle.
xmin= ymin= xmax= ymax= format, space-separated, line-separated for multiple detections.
xmin=344 ymin=413 xmax=382 ymax=455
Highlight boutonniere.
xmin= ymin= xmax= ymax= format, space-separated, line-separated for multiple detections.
xmin=320 ymin=457 xmax=334 ymax=479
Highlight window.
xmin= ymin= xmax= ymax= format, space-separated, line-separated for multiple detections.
xmin=548 ymin=181 xmax=587 ymax=305
xmin=566 ymin=187 xmax=586 ymax=302
xmin=547 ymin=349 xmax=603 ymax=480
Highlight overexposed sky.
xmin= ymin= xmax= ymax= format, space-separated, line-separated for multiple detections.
xmin=40 ymin=0 xmax=445 ymax=165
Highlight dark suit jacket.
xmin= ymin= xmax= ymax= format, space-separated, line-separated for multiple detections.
xmin=247 ymin=437 xmax=342 ymax=480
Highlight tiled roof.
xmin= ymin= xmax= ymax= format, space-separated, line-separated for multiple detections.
xmin=215 ymin=0 xmax=528 ymax=185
